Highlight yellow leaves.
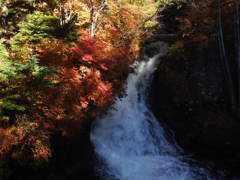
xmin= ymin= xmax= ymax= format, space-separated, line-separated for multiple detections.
xmin=36 ymin=39 xmax=70 ymax=68
xmin=32 ymin=139 xmax=51 ymax=162
xmin=93 ymin=2 xmax=144 ymax=54
xmin=37 ymin=39 xmax=69 ymax=55
xmin=64 ymin=0 xmax=90 ymax=26
xmin=57 ymin=0 xmax=157 ymax=55
xmin=168 ymin=41 xmax=185 ymax=55
xmin=144 ymin=20 xmax=158 ymax=28
xmin=79 ymin=66 xmax=92 ymax=78
xmin=0 ymin=116 xmax=53 ymax=166
xmin=0 ymin=127 xmax=17 ymax=155
xmin=51 ymin=79 xmax=61 ymax=84
xmin=80 ymin=101 xmax=89 ymax=108
xmin=192 ymin=34 xmax=208 ymax=42
xmin=178 ymin=18 xmax=192 ymax=31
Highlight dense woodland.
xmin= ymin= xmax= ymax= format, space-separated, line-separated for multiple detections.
xmin=0 ymin=0 xmax=162 ymax=179
xmin=1 ymin=0 xmax=240 ymax=179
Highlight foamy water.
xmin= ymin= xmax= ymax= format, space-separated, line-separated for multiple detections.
xmin=90 ymin=42 xmax=214 ymax=180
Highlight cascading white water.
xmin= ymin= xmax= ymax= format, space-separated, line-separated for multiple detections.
xmin=90 ymin=42 xmax=214 ymax=180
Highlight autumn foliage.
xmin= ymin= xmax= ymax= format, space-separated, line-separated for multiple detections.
xmin=0 ymin=0 xmax=160 ymax=178
xmin=33 ymin=33 xmax=134 ymax=133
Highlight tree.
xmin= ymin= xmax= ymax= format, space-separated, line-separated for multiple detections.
xmin=88 ymin=0 xmax=109 ymax=36
xmin=0 ymin=42 xmax=57 ymax=125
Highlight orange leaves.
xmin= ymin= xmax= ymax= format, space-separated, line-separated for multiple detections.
xmin=32 ymin=139 xmax=52 ymax=162
xmin=30 ymin=0 xmax=140 ymax=134
xmin=176 ymin=0 xmax=218 ymax=43
xmin=0 ymin=116 xmax=52 ymax=166
xmin=83 ymin=69 xmax=113 ymax=106
xmin=0 ymin=0 xmax=155 ymax=174
xmin=82 ymin=54 xmax=94 ymax=61
xmin=72 ymin=35 xmax=114 ymax=71
xmin=35 ymin=33 xmax=133 ymax=134
xmin=0 ymin=127 xmax=18 ymax=155
xmin=104 ymin=24 xmax=120 ymax=33
xmin=36 ymin=39 xmax=71 ymax=67
xmin=192 ymin=34 xmax=208 ymax=42
xmin=96 ymin=81 xmax=113 ymax=105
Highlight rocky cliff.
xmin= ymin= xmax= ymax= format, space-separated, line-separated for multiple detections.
xmin=150 ymin=1 xmax=240 ymax=178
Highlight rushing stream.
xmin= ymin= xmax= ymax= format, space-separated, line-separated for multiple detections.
xmin=90 ymin=42 xmax=214 ymax=180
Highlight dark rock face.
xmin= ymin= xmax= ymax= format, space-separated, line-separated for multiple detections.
xmin=149 ymin=1 xmax=240 ymax=178
xmin=149 ymin=43 xmax=240 ymax=177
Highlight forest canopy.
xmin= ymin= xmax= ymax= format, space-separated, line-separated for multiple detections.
xmin=0 ymin=0 xmax=163 ymax=178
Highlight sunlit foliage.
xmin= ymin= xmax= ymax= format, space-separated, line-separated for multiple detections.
xmin=0 ymin=0 xmax=161 ymax=178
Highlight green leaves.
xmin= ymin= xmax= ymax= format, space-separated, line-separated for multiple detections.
xmin=21 ymin=57 xmax=58 ymax=89
xmin=10 ymin=9 xmax=78 ymax=49
xmin=0 ymin=101 xmax=26 ymax=111
xmin=0 ymin=41 xmax=17 ymax=80
xmin=0 ymin=54 xmax=57 ymax=121
xmin=11 ymin=11 xmax=59 ymax=46
xmin=0 ymin=41 xmax=9 ymax=61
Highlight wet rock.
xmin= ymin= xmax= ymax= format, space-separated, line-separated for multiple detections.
xmin=149 ymin=44 xmax=240 ymax=178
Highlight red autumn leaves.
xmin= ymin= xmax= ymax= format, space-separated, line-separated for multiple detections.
xmin=38 ymin=33 xmax=134 ymax=133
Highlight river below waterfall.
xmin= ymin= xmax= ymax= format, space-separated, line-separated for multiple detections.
xmin=90 ymin=42 xmax=215 ymax=180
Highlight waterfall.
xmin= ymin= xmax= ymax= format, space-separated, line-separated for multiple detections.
xmin=90 ymin=42 xmax=214 ymax=180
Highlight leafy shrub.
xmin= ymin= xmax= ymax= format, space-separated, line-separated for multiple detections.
xmin=10 ymin=11 xmax=59 ymax=47
xmin=10 ymin=10 xmax=78 ymax=50
xmin=0 ymin=41 xmax=15 ymax=80
xmin=0 ymin=53 xmax=57 ymax=125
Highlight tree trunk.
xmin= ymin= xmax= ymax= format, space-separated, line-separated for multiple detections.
xmin=235 ymin=1 xmax=240 ymax=108
xmin=218 ymin=0 xmax=237 ymax=111
xmin=89 ymin=0 xmax=108 ymax=37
